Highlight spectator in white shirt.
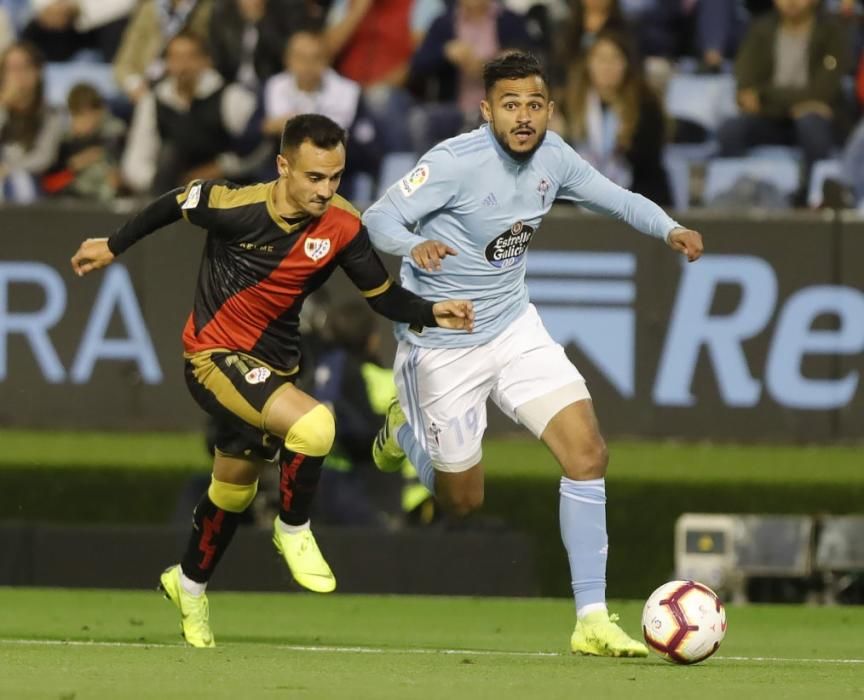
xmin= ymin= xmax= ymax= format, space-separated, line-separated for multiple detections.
xmin=263 ymin=29 xmax=361 ymax=136
xmin=263 ymin=29 xmax=378 ymax=197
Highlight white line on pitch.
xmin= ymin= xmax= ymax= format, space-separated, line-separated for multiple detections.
xmin=1 ymin=639 xmax=862 ymax=665
xmin=717 ymin=655 xmax=864 ymax=665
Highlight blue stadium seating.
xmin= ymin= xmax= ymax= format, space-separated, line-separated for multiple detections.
xmin=376 ymin=152 xmax=417 ymax=199
xmin=703 ymin=153 xmax=800 ymax=206
xmin=664 ymin=73 xmax=739 ymax=134
xmin=664 ymin=142 xmax=718 ymax=211
xmin=44 ymin=61 xmax=121 ymax=108
xmin=807 ymin=158 xmax=843 ymax=208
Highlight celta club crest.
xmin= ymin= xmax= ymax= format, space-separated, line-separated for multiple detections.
xmin=538 ymin=178 xmax=550 ymax=205
xmin=428 ymin=422 xmax=441 ymax=447
xmin=304 ymin=237 xmax=331 ymax=262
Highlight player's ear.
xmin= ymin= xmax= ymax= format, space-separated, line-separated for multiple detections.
xmin=276 ymin=153 xmax=291 ymax=178
xmin=548 ymin=100 xmax=555 ymax=120
xmin=480 ymin=99 xmax=492 ymax=123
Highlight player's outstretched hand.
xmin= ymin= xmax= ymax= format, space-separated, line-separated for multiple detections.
xmin=411 ymin=240 xmax=457 ymax=271
xmin=71 ymin=237 xmax=115 ymax=277
xmin=432 ymin=300 xmax=475 ymax=332
xmin=668 ymin=228 xmax=704 ymax=263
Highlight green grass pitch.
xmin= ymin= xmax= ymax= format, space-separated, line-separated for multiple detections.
xmin=2 ymin=432 xmax=863 ymax=697
xmin=3 ymin=429 xmax=864 ymax=485
xmin=1 ymin=589 xmax=862 ymax=699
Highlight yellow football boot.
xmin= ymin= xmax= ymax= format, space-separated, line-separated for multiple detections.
xmin=570 ymin=611 xmax=648 ymax=657
xmin=272 ymin=519 xmax=336 ymax=593
xmin=158 ymin=565 xmax=215 ymax=648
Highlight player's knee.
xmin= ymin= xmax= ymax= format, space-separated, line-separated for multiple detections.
xmin=561 ymin=438 xmax=608 ymax=480
xmin=285 ymin=404 xmax=335 ymax=457
xmin=208 ymin=477 xmax=258 ymax=513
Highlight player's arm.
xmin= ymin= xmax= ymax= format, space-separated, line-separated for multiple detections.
xmin=70 ymin=186 xmax=185 ymax=277
xmin=362 ymin=147 xmax=460 ymax=271
xmin=559 ymin=147 xmax=704 ymax=262
xmin=338 ymin=227 xmax=474 ymax=331
xmin=70 ymin=179 xmax=221 ymax=277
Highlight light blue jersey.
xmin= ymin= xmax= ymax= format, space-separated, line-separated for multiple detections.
xmin=363 ymin=125 xmax=681 ymax=347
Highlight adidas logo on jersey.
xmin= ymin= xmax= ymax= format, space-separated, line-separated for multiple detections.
xmin=482 ymin=192 xmax=498 ymax=208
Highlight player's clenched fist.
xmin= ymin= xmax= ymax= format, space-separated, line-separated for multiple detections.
xmin=667 ymin=228 xmax=704 ymax=263
xmin=432 ymin=300 xmax=475 ymax=332
xmin=71 ymin=237 xmax=115 ymax=277
xmin=411 ymin=239 xmax=458 ymax=271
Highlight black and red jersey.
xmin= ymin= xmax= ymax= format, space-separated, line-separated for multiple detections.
xmin=175 ymin=179 xmax=397 ymax=372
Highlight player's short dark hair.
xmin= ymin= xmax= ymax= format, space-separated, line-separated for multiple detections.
xmin=483 ymin=51 xmax=548 ymax=94
xmin=280 ymin=114 xmax=347 ymax=155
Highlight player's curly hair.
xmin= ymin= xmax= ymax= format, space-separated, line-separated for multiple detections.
xmin=280 ymin=114 xmax=347 ymax=155
xmin=482 ymin=51 xmax=548 ymax=94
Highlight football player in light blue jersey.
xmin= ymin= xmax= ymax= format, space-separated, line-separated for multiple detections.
xmin=364 ymin=51 xmax=703 ymax=657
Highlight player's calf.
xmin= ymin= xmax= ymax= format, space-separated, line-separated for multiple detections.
xmin=272 ymin=404 xmax=337 ymax=592
xmin=435 ymin=466 xmax=484 ymax=517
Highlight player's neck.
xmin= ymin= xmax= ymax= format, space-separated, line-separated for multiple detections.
xmin=272 ymin=180 xmax=307 ymax=219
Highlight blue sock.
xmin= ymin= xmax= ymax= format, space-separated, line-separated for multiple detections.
xmin=397 ymin=423 xmax=436 ymax=494
xmin=560 ymin=476 xmax=608 ymax=618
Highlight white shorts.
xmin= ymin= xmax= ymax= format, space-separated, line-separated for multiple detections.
xmin=395 ymin=304 xmax=591 ymax=472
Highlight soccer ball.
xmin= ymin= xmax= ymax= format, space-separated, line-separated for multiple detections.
xmin=641 ymin=580 xmax=727 ymax=665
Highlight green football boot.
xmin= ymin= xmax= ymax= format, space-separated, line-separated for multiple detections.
xmin=372 ymin=398 xmax=407 ymax=473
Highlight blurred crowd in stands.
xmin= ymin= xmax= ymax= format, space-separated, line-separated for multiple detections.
xmin=1 ymin=0 xmax=863 ymax=210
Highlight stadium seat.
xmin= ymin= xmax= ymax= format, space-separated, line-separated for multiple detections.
xmin=703 ymin=153 xmax=800 ymax=207
xmin=376 ymin=152 xmax=417 ymax=199
xmin=44 ymin=62 xmax=121 ymax=108
xmin=748 ymin=145 xmax=803 ymax=163
xmin=807 ymin=158 xmax=843 ymax=208
xmin=0 ymin=169 xmax=38 ymax=204
xmin=664 ymin=142 xmax=718 ymax=211
xmin=664 ymin=73 xmax=738 ymax=134
xmin=350 ymin=174 xmax=374 ymax=206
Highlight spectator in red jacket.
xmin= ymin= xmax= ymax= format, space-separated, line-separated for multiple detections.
xmin=324 ymin=0 xmax=444 ymax=152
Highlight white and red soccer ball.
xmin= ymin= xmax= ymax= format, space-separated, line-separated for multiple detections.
xmin=642 ymin=580 xmax=727 ymax=665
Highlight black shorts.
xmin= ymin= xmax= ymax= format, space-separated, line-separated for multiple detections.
xmin=184 ymin=349 xmax=298 ymax=461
